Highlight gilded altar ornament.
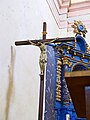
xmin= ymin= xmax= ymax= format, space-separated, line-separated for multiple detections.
xmin=74 ymin=39 xmax=77 ymax=49
xmin=67 ymin=46 xmax=71 ymax=50
xmin=72 ymin=20 xmax=87 ymax=37
xmin=82 ymin=54 xmax=85 ymax=58
xmin=86 ymin=43 xmax=90 ymax=53
xmin=42 ymin=31 xmax=47 ymax=35
xmin=56 ymin=58 xmax=62 ymax=101
xmin=62 ymin=57 xmax=72 ymax=67
xmin=62 ymin=57 xmax=69 ymax=65
xmin=74 ymin=52 xmax=76 ymax=55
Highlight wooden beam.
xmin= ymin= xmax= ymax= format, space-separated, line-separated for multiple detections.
xmin=38 ymin=22 xmax=47 ymax=120
xmin=85 ymin=86 xmax=90 ymax=120
xmin=65 ymin=70 xmax=90 ymax=118
xmin=15 ymin=37 xmax=75 ymax=46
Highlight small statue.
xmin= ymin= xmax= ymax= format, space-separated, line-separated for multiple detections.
xmin=28 ymin=39 xmax=56 ymax=75
xmin=39 ymin=44 xmax=47 ymax=75
xmin=28 ymin=41 xmax=47 ymax=75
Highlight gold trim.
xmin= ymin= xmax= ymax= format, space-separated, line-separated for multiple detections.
xmin=56 ymin=58 xmax=62 ymax=101
xmin=86 ymin=44 xmax=90 ymax=53
xmin=72 ymin=20 xmax=87 ymax=37
xmin=42 ymin=31 xmax=47 ymax=35
xmin=62 ymin=56 xmax=72 ymax=67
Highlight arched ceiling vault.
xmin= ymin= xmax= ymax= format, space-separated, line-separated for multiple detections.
xmin=46 ymin=0 xmax=90 ymax=30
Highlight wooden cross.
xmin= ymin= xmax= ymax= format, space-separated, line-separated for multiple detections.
xmin=15 ymin=22 xmax=75 ymax=120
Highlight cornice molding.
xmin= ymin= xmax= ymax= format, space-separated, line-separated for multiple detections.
xmin=46 ymin=0 xmax=90 ymax=30
xmin=46 ymin=0 xmax=61 ymax=28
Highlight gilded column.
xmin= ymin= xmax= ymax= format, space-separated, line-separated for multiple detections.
xmin=61 ymin=56 xmax=71 ymax=105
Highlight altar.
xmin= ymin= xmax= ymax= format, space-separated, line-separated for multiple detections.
xmin=15 ymin=21 xmax=90 ymax=120
xmin=44 ymin=21 xmax=90 ymax=120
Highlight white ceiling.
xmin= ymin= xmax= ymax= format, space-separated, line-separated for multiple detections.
xmin=71 ymin=0 xmax=88 ymax=3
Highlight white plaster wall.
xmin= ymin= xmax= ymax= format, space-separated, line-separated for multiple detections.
xmin=0 ymin=0 xmax=59 ymax=120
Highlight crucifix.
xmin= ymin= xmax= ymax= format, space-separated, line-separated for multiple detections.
xmin=15 ymin=22 xmax=75 ymax=120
